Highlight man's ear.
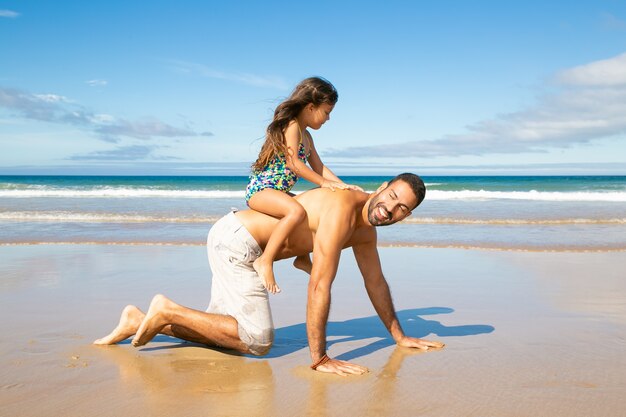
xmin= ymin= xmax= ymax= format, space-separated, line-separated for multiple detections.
xmin=376 ymin=182 xmax=388 ymax=193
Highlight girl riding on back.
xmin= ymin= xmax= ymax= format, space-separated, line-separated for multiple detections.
xmin=246 ymin=76 xmax=362 ymax=294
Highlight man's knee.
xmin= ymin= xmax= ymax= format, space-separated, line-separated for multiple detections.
xmin=243 ymin=327 xmax=274 ymax=356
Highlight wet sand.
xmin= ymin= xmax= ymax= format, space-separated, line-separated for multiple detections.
xmin=1 ymin=245 xmax=625 ymax=417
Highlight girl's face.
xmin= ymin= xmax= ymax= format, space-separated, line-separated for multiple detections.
xmin=306 ymin=103 xmax=334 ymax=130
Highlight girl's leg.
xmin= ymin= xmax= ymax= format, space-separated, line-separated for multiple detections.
xmin=247 ymin=189 xmax=306 ymax=294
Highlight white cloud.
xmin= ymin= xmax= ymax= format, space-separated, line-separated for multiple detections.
xmin=0 ymin=9 xmax=19 ymax=18
xmin=86 ymin=79 xmax=108 ymax=87
xmin=0 ymin=161 xmax=251 ymax=175
xmin=167 ymin=60 xmax=289 ymax=89
xmin=68 ymin=145 xmax=179 ymax=161
xmin=89 ymin=113 xmax=116 ymax=124
xmin=1 ymin=87 xmax=67 ymax=121
xmin=33 ymin=94 xmax=71 ymax=103
xmin=557 ymin=52 xmax=626 ymax=86
xmin=95 ymin=118 xmax=198 ymax=140
xmin=325 ymin=52 xmax=626 ymax=159
xmin=0 ymin=86 xmax=211 ymax=142
xmin=315 ymin=161 xmax=626 ymax=176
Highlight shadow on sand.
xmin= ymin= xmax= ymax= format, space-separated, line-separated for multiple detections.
xmin=128 ymin=307 xmax=494 ymax=359
xmin=265 ymin=307 xmax=494 ymax=360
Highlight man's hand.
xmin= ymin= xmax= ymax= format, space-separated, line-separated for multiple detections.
xmin=315 ymin=357 xmax=369 ymax=376
xmin=396 ymin=336 xmax=445 ymax=351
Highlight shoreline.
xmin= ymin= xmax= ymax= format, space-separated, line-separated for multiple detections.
xmin=2 ymin=240 xmax=626 ymax=253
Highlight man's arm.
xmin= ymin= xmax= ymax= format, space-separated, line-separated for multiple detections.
xmin=307 ymin=209 xmax=368 ymax=376
xmin=352 ymin=240 xmax=445 ymax=350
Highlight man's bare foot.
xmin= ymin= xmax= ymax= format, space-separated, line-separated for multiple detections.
xmin=132 ymin=294 xmax=172 ymax=347
xmin=93 ymin=305 xmax=145 ymax=345
xmin=293 ymin=255 xmax=312 ymax=275
xmin=253 ymin=257 xmax=281 ymax=294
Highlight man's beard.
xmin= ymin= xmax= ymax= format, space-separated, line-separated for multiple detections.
xmin=367 ymin=195 xmax=393 ymax=227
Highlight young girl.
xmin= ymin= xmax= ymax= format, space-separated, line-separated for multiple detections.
xmin=246 ymin=77 xmax=362 ymax=294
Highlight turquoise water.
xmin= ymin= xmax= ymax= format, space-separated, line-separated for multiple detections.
xmin=1 ymin=175 xmax=625 ymax=250
xmin=2 ymin=175 xmax=625 ymax=193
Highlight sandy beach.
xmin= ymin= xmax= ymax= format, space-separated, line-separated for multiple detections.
xmin=1 ymin=244 xmax=625 ymax=417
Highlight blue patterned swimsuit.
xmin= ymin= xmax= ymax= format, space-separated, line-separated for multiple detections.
xmin=245 ymin=137 xmax=309 ymax=203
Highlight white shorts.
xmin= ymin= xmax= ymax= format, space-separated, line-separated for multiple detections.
xmin=206 ymin=211 xmax=274 ymax=355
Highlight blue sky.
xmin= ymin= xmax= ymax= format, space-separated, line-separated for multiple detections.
xmin=1 ymin=1 xmax=626 ymax=175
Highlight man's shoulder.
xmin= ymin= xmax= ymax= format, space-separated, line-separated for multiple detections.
xmin=314 ymin=189 xmax=377 ymax=245
xmin=299 ymin=187 xmax=367 ymax=205
xmin=298 ymin=188 xmax=366 ymax=217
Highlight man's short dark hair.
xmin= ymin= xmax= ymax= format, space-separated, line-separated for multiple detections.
xmin=388 ymin=173 xmax=426 ymax=209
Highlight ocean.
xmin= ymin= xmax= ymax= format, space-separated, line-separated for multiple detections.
xmin=1 ymin=175 xmax=625 ymax=251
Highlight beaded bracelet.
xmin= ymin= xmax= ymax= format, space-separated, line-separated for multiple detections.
xmin=310 ymin=353 xmax=331 ymax=370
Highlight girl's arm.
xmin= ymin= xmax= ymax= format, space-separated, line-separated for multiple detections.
xmin=306 ymin=136 xmax=342 ymax=182
xmin=284 ymin=122 xmax=343 ymax=189
xmin=306 ymin=132 xmax=364 ymax=192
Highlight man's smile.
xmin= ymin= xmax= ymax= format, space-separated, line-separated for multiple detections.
xmin=376 ymin=205 xmax=391 ymax=222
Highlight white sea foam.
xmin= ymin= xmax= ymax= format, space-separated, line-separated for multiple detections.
xmin=2 ymin=211 xmax=624 ymax=225
xmin=426 ymin=190 xmax=626 ymax=202
xmin=404 ymin=217 xmax=626 ymax=225
xmin=0 ymin=211 xmax=221 ymax=223
xmin=1 ymin=187 xmax=626 ymax=202
xmin=0 ymin=188 xmax=246 ymax=199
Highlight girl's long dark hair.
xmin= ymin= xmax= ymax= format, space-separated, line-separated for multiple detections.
xmin=252 ymin=77 xmax=338 ymax=172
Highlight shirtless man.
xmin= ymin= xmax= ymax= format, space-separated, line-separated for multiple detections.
xmin=94 ymin=173 xmax=444 ymax=376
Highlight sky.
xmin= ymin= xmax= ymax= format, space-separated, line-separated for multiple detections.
xmin=1 ymin=1 xmax=626 ymax=176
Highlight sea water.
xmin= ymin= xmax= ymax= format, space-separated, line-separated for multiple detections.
xmin=1 ymin=175 xmax=625 ymax=250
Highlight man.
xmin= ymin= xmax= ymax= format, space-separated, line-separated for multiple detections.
xmin=94 ymin=173 xmax=444 ymax=376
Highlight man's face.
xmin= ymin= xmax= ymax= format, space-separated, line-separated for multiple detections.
xmin=367 ymin=180 xmax=418 ymax=227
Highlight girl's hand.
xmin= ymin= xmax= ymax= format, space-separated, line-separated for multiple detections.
xmin=344 ymin=183 xmax=364 ymax=192
xmin=321 ymin=180 xmax=348 ymax=191
xmin=321 ymin=181 xmax=363 ymax=192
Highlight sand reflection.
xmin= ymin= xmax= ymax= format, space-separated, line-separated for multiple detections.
xmin=295 ymin=346 xmax=442 ymax=417
xmin=95 ymin=343 xmax=275 ymax=416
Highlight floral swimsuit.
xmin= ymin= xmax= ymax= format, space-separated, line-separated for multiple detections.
xmin=245 ymin=133 xmax=310 ymax=203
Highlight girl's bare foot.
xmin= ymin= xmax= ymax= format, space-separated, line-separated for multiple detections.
xmin=293 ymin=255 xmax=312 ymax=275
xmin=93 ymin=305 xmax=145 ymax=345
xmin=253 ymin=257 xmax=281 ymax=294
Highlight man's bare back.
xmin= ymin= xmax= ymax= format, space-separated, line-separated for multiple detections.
xmin=235 ymin=187 xmax=373 ymax=262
